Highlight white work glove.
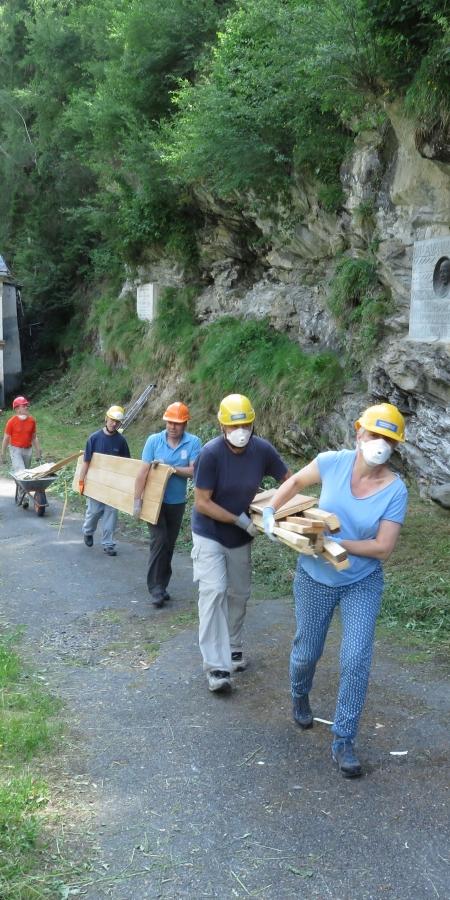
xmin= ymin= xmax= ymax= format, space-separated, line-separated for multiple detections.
xmin=235 ymin=512 xmax=259 ymax=537
xmin=263 ymin=506 xmax=278 ymax=542
xmin=133 ymin=499 xmax=143 ymax=521
xmin=151 ymin=459 xmax=165 ymax=469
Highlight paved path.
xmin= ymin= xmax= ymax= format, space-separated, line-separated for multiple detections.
xmin=0 ymin=476 xmax=449 ymax=900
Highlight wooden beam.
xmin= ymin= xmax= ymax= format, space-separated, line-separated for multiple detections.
xmin=319 ymin=538 xmax=350 ymax=569
xmin=322 ymin=538 xmax=347 ymax=562
xmin=305 ymin=508 xmax=341 ymax=533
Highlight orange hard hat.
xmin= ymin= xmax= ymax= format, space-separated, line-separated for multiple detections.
xmin=13 ymin=396 xmax=29 ymax=409
xmin=163 ymin=402 xmax=190 ymax=424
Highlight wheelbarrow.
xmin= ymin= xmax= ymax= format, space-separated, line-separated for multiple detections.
xmin=10 ymin=471 xmax=58 ymax=517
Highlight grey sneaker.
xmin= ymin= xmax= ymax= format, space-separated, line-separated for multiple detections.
xmin=231 ymin=652 xmax=247 ymax=672
xmin=208 ymin=670 xmax=231 ymax=692
xmin=332 ymin=740 xmax=362 ymax=777
xmin=293 ymin=694 xmax=313 ymax=729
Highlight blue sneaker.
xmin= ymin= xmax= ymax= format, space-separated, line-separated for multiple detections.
xmin=332 ymin=740 xmax=362 ymax=777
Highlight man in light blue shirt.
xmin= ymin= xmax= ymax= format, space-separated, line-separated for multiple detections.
xmin=134 ymin=402 xmax=201 ymax=608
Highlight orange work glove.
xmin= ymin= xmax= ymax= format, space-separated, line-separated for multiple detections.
xmin=78 ymin=480 xmax=85 ymax=495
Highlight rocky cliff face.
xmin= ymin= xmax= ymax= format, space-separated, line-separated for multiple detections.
xmin=133 ymin=104 xmax=450 ymax=499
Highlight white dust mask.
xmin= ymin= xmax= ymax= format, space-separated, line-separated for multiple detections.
xmin=359 ymin=437 xmax=392 ymax=467
xmin=227 ymin=428 xmax=251 ymax=448
xmin=18 ymin=414 xmax=27 ymax=420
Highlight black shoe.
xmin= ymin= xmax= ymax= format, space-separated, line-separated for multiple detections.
xmin=208 ymin=670 xmax=231 ymax=691
xmin=163 ymin=591 xmax=170 ymax=602
xmin=293 ymin=694 xmax=313 ymax=729
xmin=103 ymin=546 xmax=117 ymax=557
xmin=152 ymin=595 xmax=165 ymax=608
xmin=332 ymin=740 xmax=362 ymax=777
xmin=231 ymin=652 xmax=247 ymax=672
xmin=22 ymin=500 xmax=29 ymax=509
xmin=84 ymin=534 xmax=93 ymax=548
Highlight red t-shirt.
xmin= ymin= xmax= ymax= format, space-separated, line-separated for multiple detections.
xmin=5 ymin=415 xmax=36 ymax=448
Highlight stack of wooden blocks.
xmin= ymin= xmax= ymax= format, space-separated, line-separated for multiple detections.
xmin=250 ymin=489 xmax=350 ymax=571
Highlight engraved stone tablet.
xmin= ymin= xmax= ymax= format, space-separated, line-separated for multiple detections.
xmin=409 ymin=237 xmax=450 ymax=341
xmin=136 ymin=283 xmax=161 ymax=322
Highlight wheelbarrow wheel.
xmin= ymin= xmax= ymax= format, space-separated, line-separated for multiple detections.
xmin=34 ymin=489 xmax=46 ymax=517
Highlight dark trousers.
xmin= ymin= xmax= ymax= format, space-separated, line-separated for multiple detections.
xmin=147 ymin=502 xmax=186 ymax=599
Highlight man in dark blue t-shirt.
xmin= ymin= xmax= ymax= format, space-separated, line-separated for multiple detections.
xmin=79 ymin=405 xmax=131 ymax=556
xmin=192 ymin=394 xmax=292 ymax=692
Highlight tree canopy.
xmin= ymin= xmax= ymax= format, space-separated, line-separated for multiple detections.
xmin=0 ymin=0 xmax=449 ymax=354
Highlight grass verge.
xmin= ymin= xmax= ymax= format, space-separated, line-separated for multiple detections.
xmin=0 ymin=627 xmax=63 ymax=899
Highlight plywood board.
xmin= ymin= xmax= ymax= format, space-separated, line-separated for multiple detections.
xmin=250 ymin=489 xmax=318 ymax=518
xmin=73 ymin=454 xmax=175 ymax=524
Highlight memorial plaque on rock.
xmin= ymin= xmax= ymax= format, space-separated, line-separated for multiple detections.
xmin=136 ymin=283 xmax=161 ymax=322
xmin=409 ymin=237 xmax=450 ymax=341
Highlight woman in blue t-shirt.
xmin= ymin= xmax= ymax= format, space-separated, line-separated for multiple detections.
xmin=263 ymin=403 xmax=408 ymax=778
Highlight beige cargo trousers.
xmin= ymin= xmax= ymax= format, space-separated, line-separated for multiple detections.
xmin=191 ymin=533 xmax=252 ymax=674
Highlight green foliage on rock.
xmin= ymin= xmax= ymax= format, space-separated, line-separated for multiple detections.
xmin=327 ymin=257 xmax=393 ymax=368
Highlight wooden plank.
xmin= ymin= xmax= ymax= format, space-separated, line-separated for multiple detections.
xmin=272 ymin=526 xmax=315 ymax=555
xmin=250 ymin=489 xmax=318 ymax=518
xmin=278 ymin=521 xmax=313 ymax=535
xmin=250 ymin=513 xmax=264 ymax=531
xmin=305 ymin=508 xmax=341 ymax=532
xmin=285 ymin=515 xmax=324 ymax=531
xmin=251 ymin=513 xmax=322 ymax=536
xmin=19 ymin=452 xmax=84 ymax=480
xmin=273 ymin=526 xmax=310 ymax=549
xmin=250 ymin=513 xmax=314 ymax=555
xmin=73 ymin=454 xmax=175 ymax=524
xmin=281 ymin=518 xmax=325 ymax=534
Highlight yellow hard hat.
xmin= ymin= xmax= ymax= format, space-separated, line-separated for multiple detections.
xmin=355 ymin=403 xmax=405 ymax=442
xmin=217 ymin=394 xmax=255 ymax=425
xmin=106 ymin=405 xmax=125 ymax=422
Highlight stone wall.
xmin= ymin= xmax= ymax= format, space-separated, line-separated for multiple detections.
xmin=129 ymin=103 xmax=450 ymax=498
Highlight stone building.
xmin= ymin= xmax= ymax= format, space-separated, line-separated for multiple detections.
xmin=0 ymin=255 xmax=22 ymax=407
